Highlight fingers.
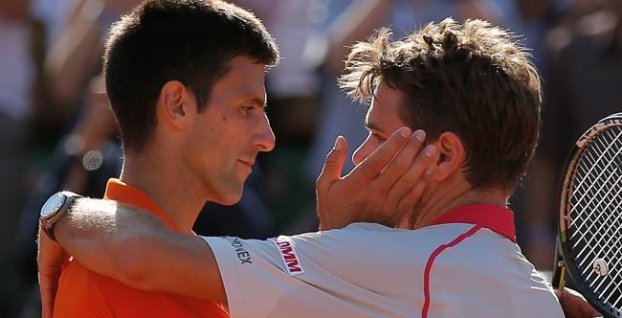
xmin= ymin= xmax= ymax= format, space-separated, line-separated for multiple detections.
xmin=393 ymin=144 xmax=439 ymax=212
xmin=37 ymin=228 xmax=66 ymax=318
xmin=377 ymin=139 xmax=437 ymax=228
xmin=316 ymin=136 xmax=348 ymax=191
xmin=557 ymin=288 xmax=601 ymax=318
xmin=40 ymin=271 xmax=59 ymax=318
xmin=350 ymin=127 xmax=411 ymax=181
xmin=376 ymin=130 xmax=427 ymax=193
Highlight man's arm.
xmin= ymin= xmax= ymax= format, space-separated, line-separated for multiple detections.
xmin=42 ymin=198 xmax=226 ymax=301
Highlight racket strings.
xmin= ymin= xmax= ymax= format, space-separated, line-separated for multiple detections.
xmin=574 ymin=152 xmax=622 ymax=220
xmin=571 ymin=165 xmax=622 ymax=267
xmin=567 ymin=126 xmax=622 ymax=310
xmin=569 ymin=129 xmax=622 ymax=258
xmin=574 ymin=175 xmax=622 ymax=295
xmin=570 ymin=128 xmax=622 ymax=214
xmin=572 ymin=135 xmax=622 ymax=248
xmin=569 ymin=128 xmax=622 ymax=234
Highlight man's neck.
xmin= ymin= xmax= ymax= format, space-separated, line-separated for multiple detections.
xmin=411 ymin=179 xmax=508 ymax=229
xmin=120 ymin=150 xmax=205 ymax=233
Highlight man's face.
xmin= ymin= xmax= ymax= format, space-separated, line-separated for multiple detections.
xmin=184 ymin=56 xmax=275 ymax=205
xmin=353 ymin=84 xmax=407 ymax=166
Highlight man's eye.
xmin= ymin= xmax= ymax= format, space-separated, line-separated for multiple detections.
xmin=241 ymin=106 xmax=255 ymax=113
xmin=372 ymin=133 xmax=386 ymax=143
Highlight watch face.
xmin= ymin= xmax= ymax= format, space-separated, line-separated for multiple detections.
xmin=41 ymin=192 xmax=67 ymax=218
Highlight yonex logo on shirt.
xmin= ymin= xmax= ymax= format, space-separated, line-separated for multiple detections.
xmin=270 ymin=237 xmax=304 ymax=276
xmin=228 ymin=237 xmax=252 ymax=264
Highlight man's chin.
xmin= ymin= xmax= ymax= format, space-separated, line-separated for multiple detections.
xmin=213 ymin=190 xmax=243 ymax=206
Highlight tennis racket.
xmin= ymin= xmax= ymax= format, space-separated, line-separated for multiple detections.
xmin=552 ymin=112 xmax=622 ymax=318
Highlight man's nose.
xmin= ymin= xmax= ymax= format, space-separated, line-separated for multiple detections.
xmin=255 ymin=115 xmax=276 ymax=152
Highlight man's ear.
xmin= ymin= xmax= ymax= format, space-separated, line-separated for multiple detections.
xmin=157 ymin=80 xmax=194 ymax=131
xmin=427 ymin=132 xmax=465 ymax=182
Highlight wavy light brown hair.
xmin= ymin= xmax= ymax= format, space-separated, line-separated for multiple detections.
xmin=340 ymin=18 xmax=541 ymax=192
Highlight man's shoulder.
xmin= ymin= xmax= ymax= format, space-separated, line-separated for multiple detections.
xmin=287 ymin=222 xmax=485 ymax=249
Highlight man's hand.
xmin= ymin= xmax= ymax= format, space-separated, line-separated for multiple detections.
xmin=316 ymin=127 xmax=438 ymax=230
xmin=555 ymin=288 xmax=601 ymax=318
xmin=37 ymin=228 xmax=69 ymax=318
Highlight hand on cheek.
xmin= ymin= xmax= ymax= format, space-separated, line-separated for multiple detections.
xmin=316 ymin=127 xmax=439 ymax=230
xmin=316 ymin=128 xmax=412 ymax=230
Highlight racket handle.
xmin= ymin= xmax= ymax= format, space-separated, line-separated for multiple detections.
xmin=552 ymin=237 xmax=566 ymax=289
xmin=552 ymin=263 xmax=566 ymax=289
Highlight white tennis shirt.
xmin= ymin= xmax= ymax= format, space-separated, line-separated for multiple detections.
xmin=203 ymin=204 xmax=564 ymax=318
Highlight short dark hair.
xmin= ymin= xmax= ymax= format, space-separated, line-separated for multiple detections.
xmin=340 ymin=18 xmax=541 ymax=191
xmin=104 ymin=0 xmax=279 ymax=151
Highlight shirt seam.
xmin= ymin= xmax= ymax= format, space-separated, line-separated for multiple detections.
xmin=421 ymin=224 xmax=483 ymax=318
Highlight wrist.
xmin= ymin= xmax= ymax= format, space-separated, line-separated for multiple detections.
xmin=40 ymin=191 xmax=82 ymax=242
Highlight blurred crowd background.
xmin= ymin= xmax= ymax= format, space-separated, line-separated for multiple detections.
xmin=0 ymin=0 xmax=621 ymax=316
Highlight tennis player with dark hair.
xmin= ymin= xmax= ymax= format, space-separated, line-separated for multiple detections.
xmin=40 ymin=18 xmax=594 ymax=317
xmin=48 ymin=0 xmax=280 ymax=316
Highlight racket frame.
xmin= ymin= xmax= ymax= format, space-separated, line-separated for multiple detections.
xmin=554 ymin=113 xmax=622 ymax=318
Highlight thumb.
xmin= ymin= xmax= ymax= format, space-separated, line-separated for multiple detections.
xmin=317 ymin=136 xmax=348 ymax=189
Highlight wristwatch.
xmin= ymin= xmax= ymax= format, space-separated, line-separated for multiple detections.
xmin=40 ymin=191 xmax=82 ymax=241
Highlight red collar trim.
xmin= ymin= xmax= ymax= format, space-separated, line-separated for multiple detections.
xmin=426 ymin=204 xmax=516 ymax=243
xmin=104 ymin=178 xmax=180 ymax=232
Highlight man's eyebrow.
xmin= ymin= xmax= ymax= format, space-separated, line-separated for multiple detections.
xmin=365 ymin=122 xmax=386 ymax=134
xmin=241 ymin=95 xmax=267 ymax=108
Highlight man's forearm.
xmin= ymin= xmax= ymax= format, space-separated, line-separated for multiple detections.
xmin=55 ymin=198 xmax=226 ymax=303
xmin=55 ymin=199 xmax=124 ymax=277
